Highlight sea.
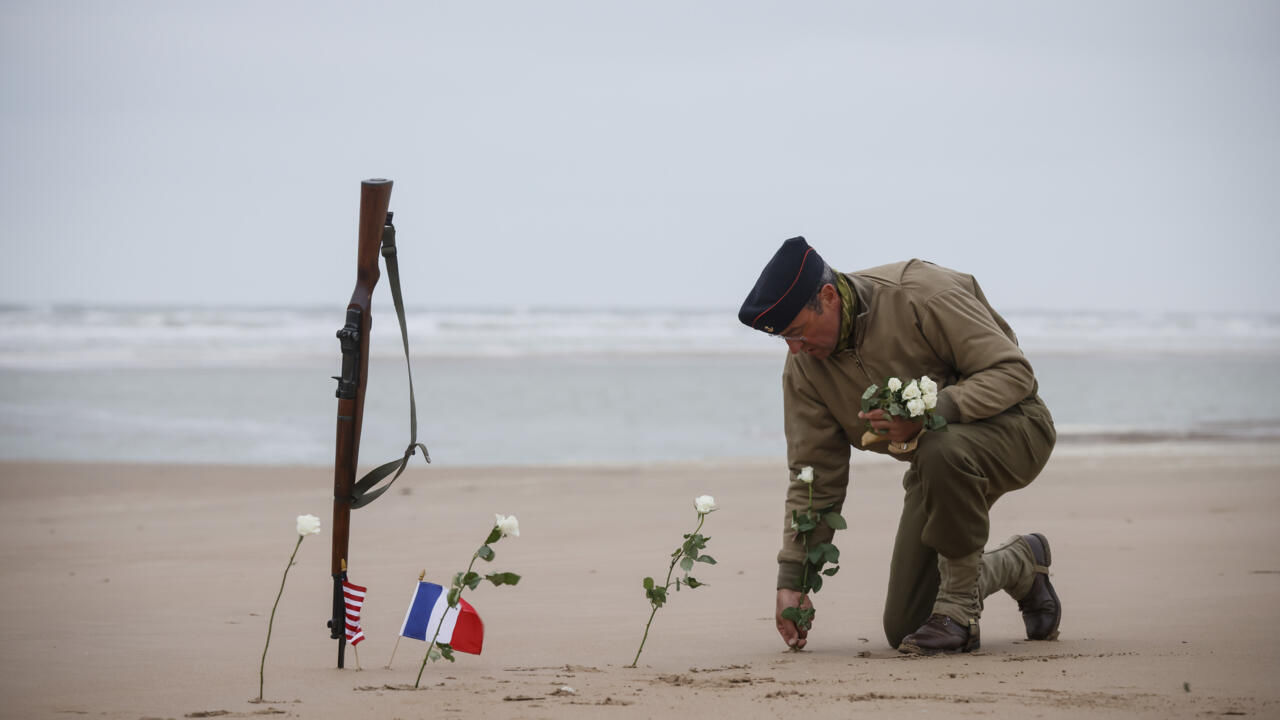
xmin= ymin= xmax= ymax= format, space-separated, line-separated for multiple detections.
xmin=1 ymin=305 xmax=1279 ymax=467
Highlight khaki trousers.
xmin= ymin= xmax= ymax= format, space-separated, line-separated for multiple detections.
xmin=883 ymin=396 xmax=1056 ymax=648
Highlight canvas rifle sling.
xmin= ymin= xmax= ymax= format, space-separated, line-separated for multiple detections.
xmin=349 ymin=217 xmax=430 ymax=509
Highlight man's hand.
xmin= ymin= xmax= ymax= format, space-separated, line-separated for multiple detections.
xmin=857 ymin=409 xmax=923 ymax=445
xmin=776 ymin=589 xmax=813 ymax=649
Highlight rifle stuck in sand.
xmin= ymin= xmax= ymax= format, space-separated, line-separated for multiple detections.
xmin=328 ymin=178 xmax=429 ymax=668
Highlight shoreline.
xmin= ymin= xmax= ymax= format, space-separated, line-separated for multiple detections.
xmin=1 ymin=451 xmax=1278 ymax=718
xmin=0 ymin=436 xmax=1275 ymax=471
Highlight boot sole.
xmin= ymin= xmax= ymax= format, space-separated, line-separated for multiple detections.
xmin=897 ymin=639 xmax=980 ymax=656
xmin=1025 ymin=532 xmax=1061 ymax=641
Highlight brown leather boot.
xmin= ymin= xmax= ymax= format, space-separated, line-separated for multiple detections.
xmin=898 ymin=614 xmax=980 ymax=655
xmin=1019 ymin=533 xmax=1061 ymax=640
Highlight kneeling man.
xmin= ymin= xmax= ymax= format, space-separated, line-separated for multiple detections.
xmin=739 ymin=236 xmax=1061 ymax=654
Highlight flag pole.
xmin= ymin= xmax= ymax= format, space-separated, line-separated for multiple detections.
xmin=386 ymin=569 xmax=425 ymax=669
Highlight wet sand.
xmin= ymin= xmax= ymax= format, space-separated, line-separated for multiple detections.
xmin=1 ymin=444 xmax=1277 ymax=719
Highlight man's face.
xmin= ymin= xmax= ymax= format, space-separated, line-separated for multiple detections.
xmin=778 ymin=284 xmax=841 ymax=358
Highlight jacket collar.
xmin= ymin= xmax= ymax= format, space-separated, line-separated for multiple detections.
xmin=846 ymin=272 xmax=874 ymax=353
xmin=834 ymin=271 xmax=857 ymax=353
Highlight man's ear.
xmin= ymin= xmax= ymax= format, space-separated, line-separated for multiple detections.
xmin=821 ymin=283 xmax=839 ymax=305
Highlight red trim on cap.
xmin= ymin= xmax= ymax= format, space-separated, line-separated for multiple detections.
xmin=752 ymin=247 xmax=814 ymax=330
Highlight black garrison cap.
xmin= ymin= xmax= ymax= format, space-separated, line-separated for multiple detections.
xmin=737 ymin=236 xmax=825 ymax=334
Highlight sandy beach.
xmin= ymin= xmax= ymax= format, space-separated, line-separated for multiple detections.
xmin=1 ymin=444 xmax=1278 ymax=719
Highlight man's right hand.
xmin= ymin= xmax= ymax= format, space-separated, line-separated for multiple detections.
xmin=776 ymin=588 xmax=813 ymax=649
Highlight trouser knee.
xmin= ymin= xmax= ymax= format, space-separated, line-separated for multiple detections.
xmin=914 ymin=437 xmax=991 ymax=557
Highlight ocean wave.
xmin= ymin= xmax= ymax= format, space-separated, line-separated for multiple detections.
xmin=1 ymin=305 xmax=1278 ymax=369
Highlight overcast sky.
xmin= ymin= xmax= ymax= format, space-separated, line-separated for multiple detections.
xmin=2 ymin=1 xmax=1277 ymax=313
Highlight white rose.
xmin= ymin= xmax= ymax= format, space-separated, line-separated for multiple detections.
xmin=296 ymin=514 xmax=321 ymax=536
xmin=922 ymin=391 xmax=937 ymax=410
xmin=901 ymin=381 xmax=921 ymax=400
xmin=887 ymin=377 xmax=902 ymax=392
xmin=495 ymin=513 xmax=520 ymax=538
xmin=906 ymin=398 xmax=926 ymax=417
xmin=694 ymin=495 xmax=717 ymax=514
xmin=797 ymin=466 xmax=814 ymax=484
xmin=918 ymin=376 xmax=938 ymax=395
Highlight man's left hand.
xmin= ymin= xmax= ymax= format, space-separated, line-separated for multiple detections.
xmin=857 ymin=409 xmax=923 ymax=445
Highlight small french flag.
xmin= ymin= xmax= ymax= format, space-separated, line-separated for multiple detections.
xmin=399 ymin=581 xmax=484 ymax=654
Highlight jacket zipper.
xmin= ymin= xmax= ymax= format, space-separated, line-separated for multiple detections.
xmin=851 ymin=350 xmax=872 ymax=385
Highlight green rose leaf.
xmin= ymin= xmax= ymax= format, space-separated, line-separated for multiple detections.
xmin=439 ymin=643 xmax=456 ymax=662
xmin=780 ymin=606 xmax=801 ymax=622
xmin=428 ymin=647 xmax=442 ymax=662
xmin=806 ymin=546 xmax=825 ymax=564
xmin=823 ymin=544 xmax=840 ymax=564
xmin=797 ymin=606 xmax=816 ymax=630
xmin=485 ymin=526 xmax=502 ymax=545
xmin=860 ymin=385 xmax=879 ymax=412
xmin=477 ymin=545 xmax=495 ymax=562
xmin=486 ymin=572 xmax=522 ymax=587
xmin=685 ymin=576 xmax=702 ymax=588
xmin=810 ymin=573 xmax=824 ymax=593
xmin=446 ymin=587 xmax=460 ymax=607
xmin=683 ymin=534 xmax=708 ymax=554
xmin=822 ymin=566 xmax=840 ymax=577
xmin=823 ymin=512 xmax=848 ymax=530
xmin=680 ymin=555 xmax=695 ymax=572
xmin=463 ymin=571 xmax=482 ymax=591
xmin=643 ymin=576 xmax=655 ymax=590
xmin=695 ymin=554 xmax=716 ymax=565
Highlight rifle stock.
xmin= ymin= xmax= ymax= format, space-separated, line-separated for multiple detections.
xmin=328 ymin=178 xmax=393 ymax=668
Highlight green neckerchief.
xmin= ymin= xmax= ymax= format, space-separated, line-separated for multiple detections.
xmin=833 ymin=271 xmax=856 ymax=353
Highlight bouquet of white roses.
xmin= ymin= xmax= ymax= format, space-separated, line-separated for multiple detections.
xmin=860 ymin=375 xmax=947 ymax=452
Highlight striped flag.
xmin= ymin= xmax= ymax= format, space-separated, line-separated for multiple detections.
xmin=399 ymin=581 xmax=484 ymax=654
xmin=342 ymin=580 xmax=367 ymax=646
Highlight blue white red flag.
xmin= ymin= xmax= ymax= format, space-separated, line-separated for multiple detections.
xmin=342 ymin=580 xmax=366 ymax=646
xmin=399 ymin=581 xmax=484 ymax=655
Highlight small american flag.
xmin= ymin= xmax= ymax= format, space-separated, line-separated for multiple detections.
xmin=343 ymin=580 xmax=367 ymax=646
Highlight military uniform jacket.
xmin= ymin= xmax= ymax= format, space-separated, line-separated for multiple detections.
xmin=778 ymin=259 xmax=1039 ymax=584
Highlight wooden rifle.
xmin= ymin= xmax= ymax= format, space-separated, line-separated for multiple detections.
xmin=327 ymin=178 xmax=429 ymax=668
